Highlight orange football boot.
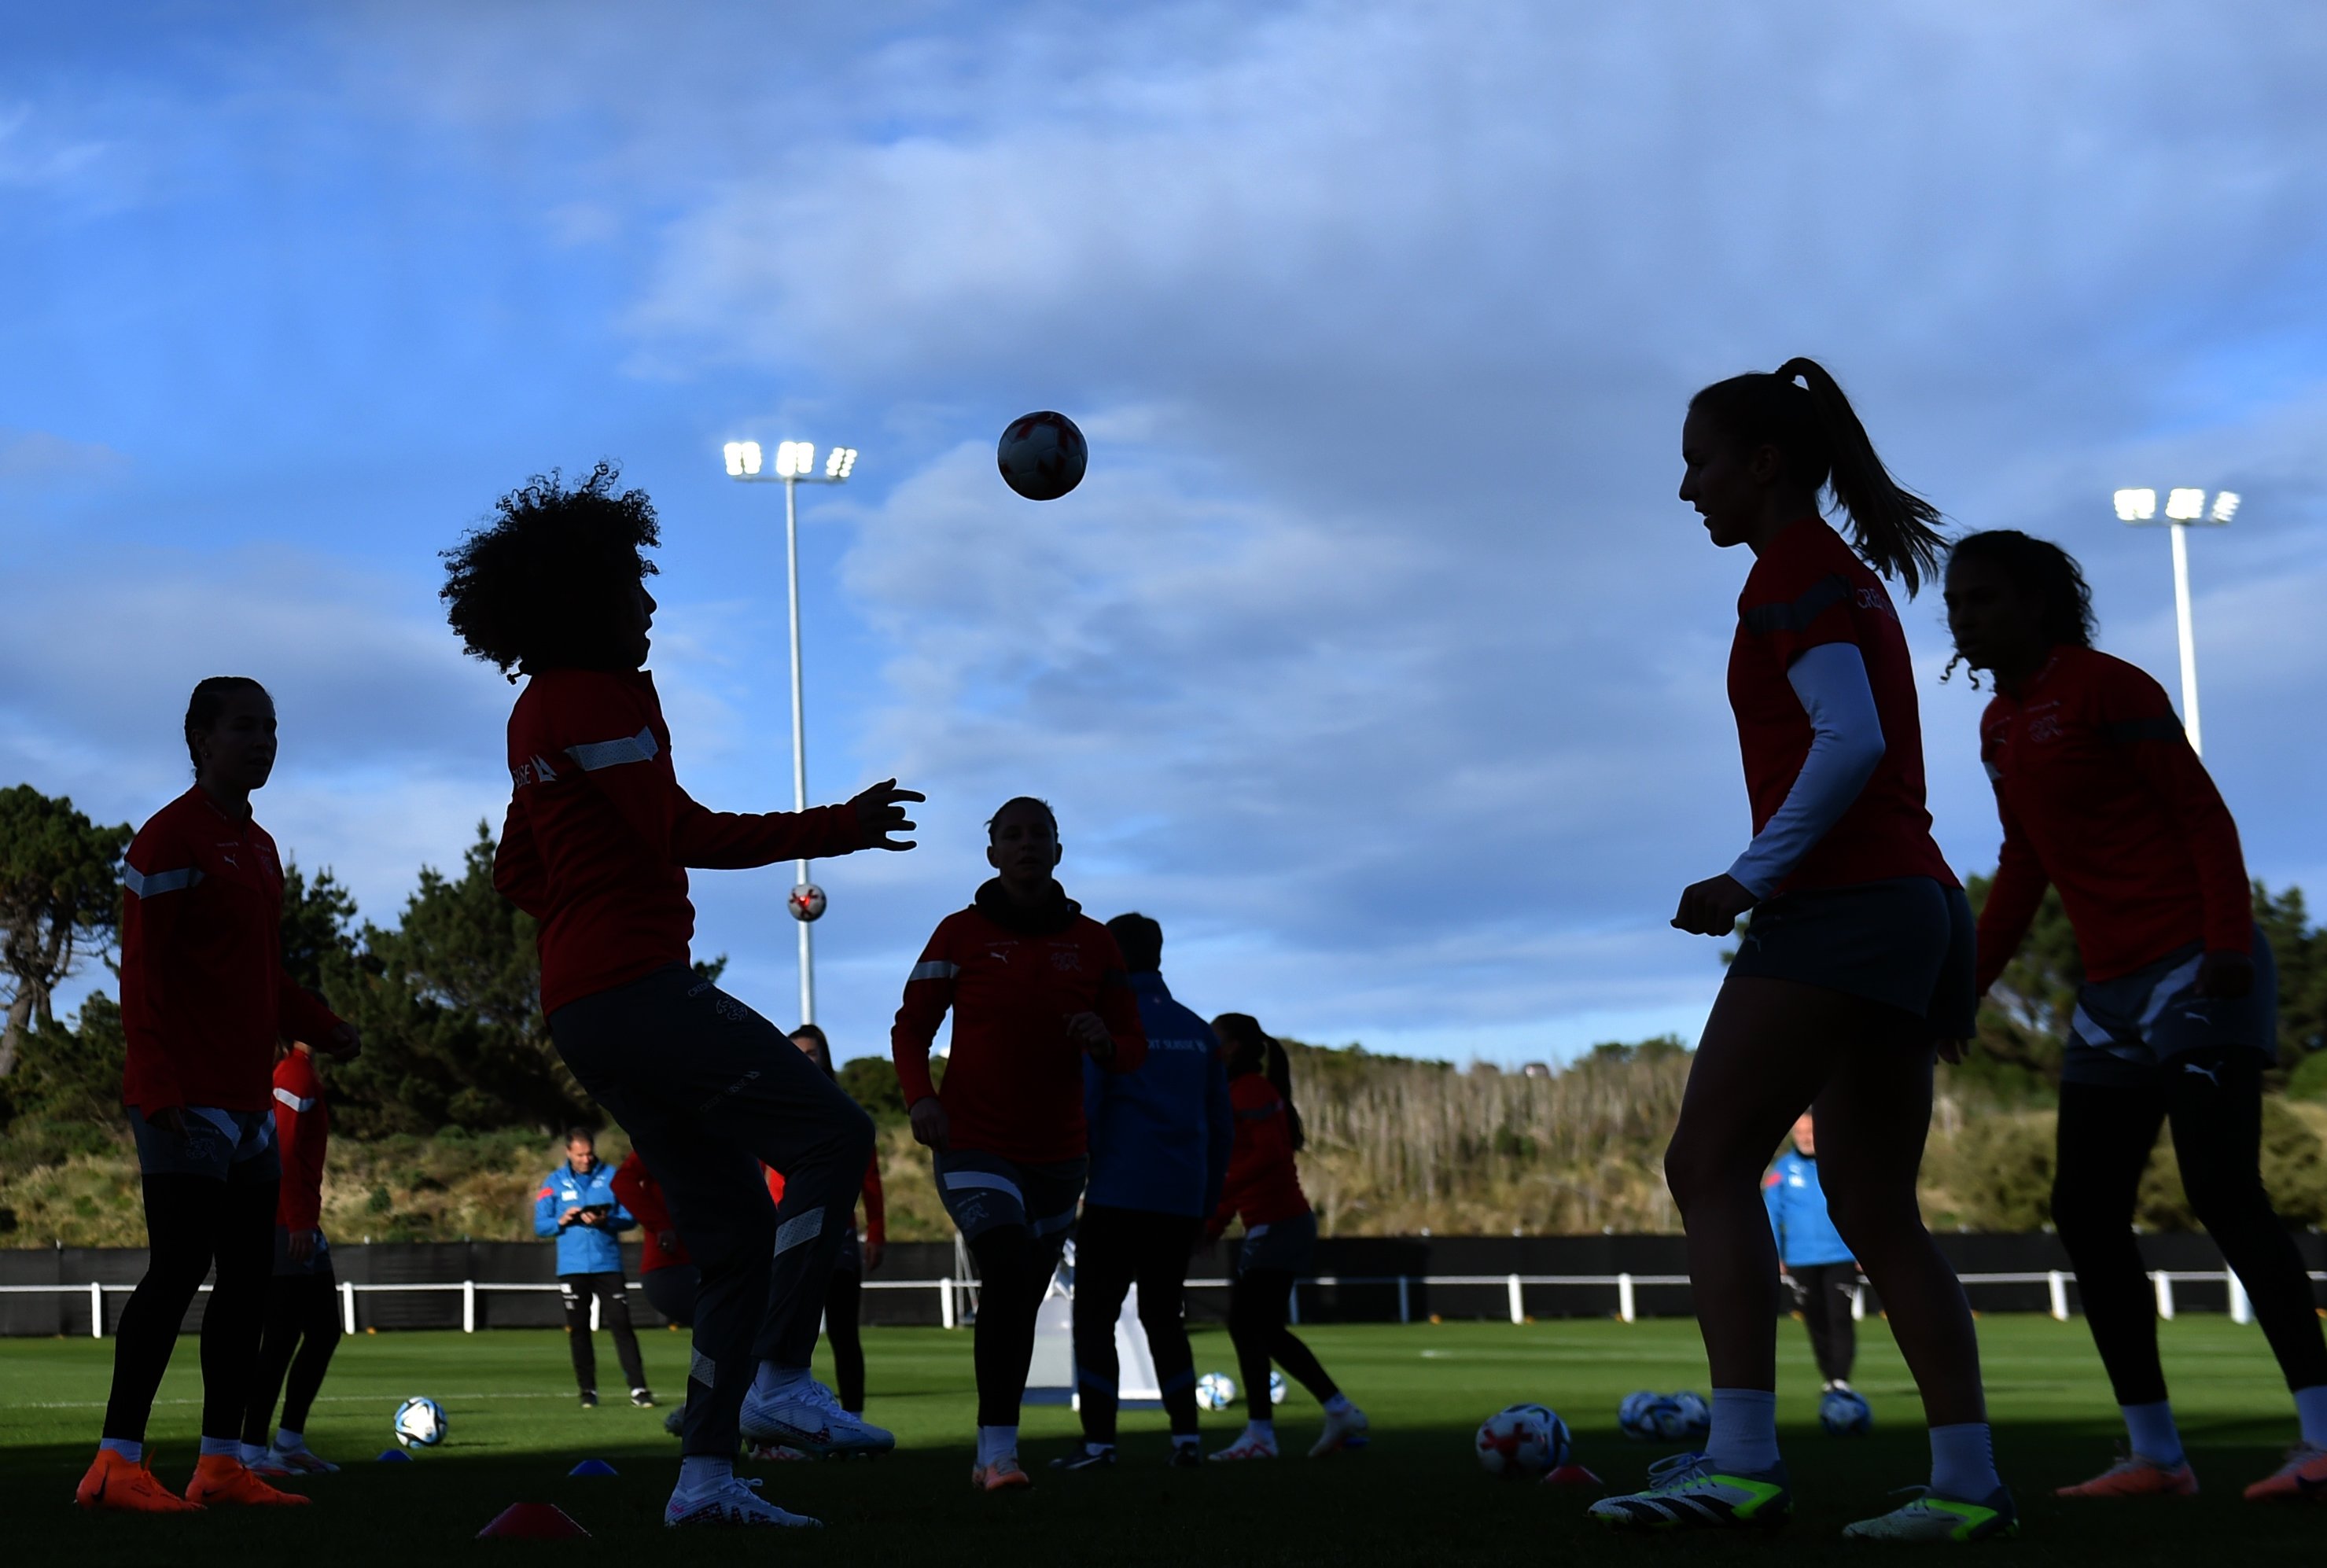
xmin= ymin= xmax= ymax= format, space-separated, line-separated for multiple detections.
xmin=75 ymin=1448 xmax=204 ymax=1514
xmin=2055 ymin=1451 xmax=2198 ymax=1498
xmin=184 ymin=1452 xmax=311 ymax=1507
xmin=969 ymin=1454 xmax=1033 ymax=1492
xmin=2243 ymin=1442 xmax=2327 ymax=1503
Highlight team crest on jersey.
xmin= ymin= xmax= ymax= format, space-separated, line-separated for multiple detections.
xmin=1050 ymin=947 xmax=1082 ymax=972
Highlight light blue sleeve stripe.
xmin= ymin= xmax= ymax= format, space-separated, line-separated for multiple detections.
xmin=123 ymin=864 xmax=202 ymax=898
xmin=941 ymin=1170 xmax=1024 ymax=1205
xmin=565 ymin=726 xmax=661 ymax=771
xmin=908 ymin=960 xmax=959 ymax=982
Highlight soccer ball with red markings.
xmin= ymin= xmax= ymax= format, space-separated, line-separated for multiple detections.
xmin=1475 ymin=1403 xmax=1569 ymax=1478
xmin=996 ymin=410 xmax=1088 ymax=501
xmin=788 ymin=884 xmax=827 ymax=922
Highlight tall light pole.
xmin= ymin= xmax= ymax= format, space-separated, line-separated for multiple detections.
xmin=2113 ymin=486 xmax=2238 ymax=757
xmin=723 ymin=438 xmax=860 ymax=1024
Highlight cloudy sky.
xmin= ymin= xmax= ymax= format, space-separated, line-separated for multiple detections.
xmin=6 ymin=2 xmax=2324 ymax=1066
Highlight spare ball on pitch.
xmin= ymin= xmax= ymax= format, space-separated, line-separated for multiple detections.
xmin=1195 ymin=1371 xmax=1237 ymax=1412
xmin=1475 ymin=1403 xmax=1570 ymax=1479
xmin=997 ymin=410 xmax=1087 ymax=500
xmin=394 ymin=1395 xmax=447 ymax=1448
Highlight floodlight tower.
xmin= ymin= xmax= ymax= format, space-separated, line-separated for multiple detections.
xmin=2112 ymin=486 xmax=2238 ymax=756
xmin=722 ymin=438 xmax=860 ymax=1024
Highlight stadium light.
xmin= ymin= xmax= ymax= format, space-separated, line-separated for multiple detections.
xmin=2118 ymin=485 xmax=2238 ymax=757
xmin=720 ymin=436 xmax=860 ymax=1025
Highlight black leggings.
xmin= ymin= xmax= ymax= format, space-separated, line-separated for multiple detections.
xmin=104 ymin=1173 xmax=278 ymax=1445
xmin=1072 ymin=1205 xmax=1201 ymax=1443
xmin=241 ymin=1258 xmax=342 ymax=1445
xmin=1227 ymin=1267 xmax=1337 ymax=1417
xmin=1785 ymin=1261 xmax=1858 ymax=1385
xmin=825 ymin=1265 xmax=864 ymax=1412
xmin=2053 ymin=1047 xmax=2327 ymax=1406
xmin=559 ymin=1272 xmax=647 ymax=1395
xmin=968 ymin=1226 xmax=1054 ymax=1429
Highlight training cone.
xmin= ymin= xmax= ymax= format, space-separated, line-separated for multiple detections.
xmin=477 ymin=1503 xmax=591 ymax=1540
xmin=1541 ymin=1463 xmax=1603 ymax=1487
xmin=568 ymin=1459 xmax=618 ymax=1477
xmin=377 ymin=1448 xmax=414 ymax=1463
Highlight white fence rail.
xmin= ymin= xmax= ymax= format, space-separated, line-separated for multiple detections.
xmin=7 ymin=1266 xmax=2318 ymax=1337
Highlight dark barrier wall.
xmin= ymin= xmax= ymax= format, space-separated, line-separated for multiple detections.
xmin=2 ymin=1231 xmax=2319 ymax=1335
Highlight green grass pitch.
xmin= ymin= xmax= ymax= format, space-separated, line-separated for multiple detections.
xmin=2 ymin=1315 xmax=2317 ymax=1564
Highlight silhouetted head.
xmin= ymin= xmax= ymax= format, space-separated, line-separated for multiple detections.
xmin=1680 ymin=358 xmax=1946 ymax=594
xmin=985 ymin=797 xmax=1062 ymax=896
xmin=185 ymin=676 xmax=276 ymax=792
xmin=1942 ymin=530 xmax=2096 ymax=686
xmin=440 ymin=462 xmax=661 ymax=679
xmin=1106 ymin=912 xmax=1163 ymax=974
xmin=790 ymin=1023 xmax=837 ymax=1078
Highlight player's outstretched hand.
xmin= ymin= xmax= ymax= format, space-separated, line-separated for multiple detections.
xmin=2195 ymin=949 xmax=2255 ymax=999
xmin=851 ymin=778 xmax=925 ymax=851
xmin=1671 ymin=874 xmax=1755 ymax=937
xmin=908 ymin=1097 xmax=951 ymax=1152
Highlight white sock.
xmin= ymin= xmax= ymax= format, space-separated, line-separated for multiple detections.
xmin=199 ymin=1435 xmax=241 ymax=1459
xmin=977 ymin=1425 xmax=1019 ymax=1467
xmin=1928 ymin=1422 xmax=2001 ymax=1500
xmin=1323 ymin=1393 xmax=1353 ymax=1415
xmin=274 ymin=1428 xmax=304 ymax=1452
xmin=2294 ymin=1385 xmax=2327 ymax=1448
xmin=752 ymin=1361 xmax=810 ymax=1402
xmin=2121 ymin=1400 xmax=2183 ymax=1464
xmin=98 ymin=1438 xmax=142 ymax=1463
xmin=1172 ymin=1432 xmax=1199 ymax=1448
xmin=1244 ymin=1419 xmax=1276 ymax=1446
xmin=1707 ymin=1389 xmax=1780 ymax=1475
xmin=238 ymin=1441 xmax=267 ymax=1466
xmin=678 ymin=1454 xmax=733 ymax=1492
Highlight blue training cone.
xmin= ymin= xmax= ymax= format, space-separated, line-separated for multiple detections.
xmin=377 ymin=1448 xmax=414 ymax=1463
xmin=569 ymin=1459 xmax=618 ymax=1477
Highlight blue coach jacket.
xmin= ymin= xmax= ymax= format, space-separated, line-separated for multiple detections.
xmin=1763 ymin=1149 xmax=1854 ymax=1268
xmin=533 ymin=1156 xmax=635 ymax=1275
xmin=1084 ymin=973 xmax=1232 ymax=1220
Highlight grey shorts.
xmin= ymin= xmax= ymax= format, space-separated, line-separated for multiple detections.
xmin=272 ymin=1224 xmax=331 ymax=1277
xmin=1727 ymin=876 xmax=1975 ymax=1038
xmin=1236 ymin=1209 xmax=1317 ymax=1275
xmin=2064 ymin=929 xmax=2277 ymax=1088
xmin=130 ymin=1106 xmax=281 ymax=1183
xmin=933 ymin=1149 xmax=1086 ymax=1246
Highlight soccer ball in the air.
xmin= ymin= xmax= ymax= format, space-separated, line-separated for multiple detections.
xmin=1475 ymin=1403 xmax=1570 ymax=1479
xmin=788 ymin=883 xmax=827 ymax=922
xmin=1195 ymin=1372 xmax=1236 ymax=1412
xmin=393 ymin=1396 xmax=447 ymax=1448
xmin=1820 ymin=1388 xmax=1873 ymax=1437
xmin=1268 ymin=1371 xmax=1287 ymax=1406
xmin=996 ymin=410 xmax=1088 ymax=501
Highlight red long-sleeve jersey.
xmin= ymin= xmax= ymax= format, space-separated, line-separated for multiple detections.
xmin=612 ymin=1150 xmax=691 ymax=1273
xmin=764 ymin=1153 xmax=888 ymax=1248
xmin=120 ymin=788 xmax=344 ymax=1113
xmin=494 ymin=667 xmax=871 ymax=1015
xmin=1974 ymin=646 xmax=2252 ymax=993
xmin=271 ymin=1047 xmax=329 ymax=1232
xmin=891 ymin=896 xmax=1147 ymax=1165
xmin=1211 ymin=1073 xmax=1311 ymax=1233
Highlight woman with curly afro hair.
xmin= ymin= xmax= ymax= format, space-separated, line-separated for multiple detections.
xmin=443 ymin=463 xmax=924 ymax=1529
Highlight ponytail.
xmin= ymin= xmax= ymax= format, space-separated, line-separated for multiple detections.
xmin=1213 ymin=1012 xmax=1305 ymax=1153
xmin=1689 ymin=358 xmax=1946 ymax=596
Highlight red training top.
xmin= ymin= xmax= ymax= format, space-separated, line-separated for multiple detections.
xmin=120 ymin=787 xmax=344 ymax=1113
xmin=611 ymin=1150 xmax=690 ymax=1274
xmin=1210 ymin=1073 xmax=1310 ymax=1234
xmin=891 ymin=890 xmax=1148 ymax=1165
xmin=764 ymin=1154 xmax=888 ymax=1250
xmin=495 ymin=668 xmax=869 ymax=1016
xmin=271 ymin=1047 xmax=330 ymax=1233
xmin=1728 ymin=518 xmax=1957 ymax=895
xmin=1974 ymin=646 xmax=2252 ymax=992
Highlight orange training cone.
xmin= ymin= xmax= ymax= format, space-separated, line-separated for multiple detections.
xmin=477 ymin=1502 xmax=591 ymax=1539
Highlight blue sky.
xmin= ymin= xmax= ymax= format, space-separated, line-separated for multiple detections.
xmin=6 ymin=2 xmax=2325 ymax=1066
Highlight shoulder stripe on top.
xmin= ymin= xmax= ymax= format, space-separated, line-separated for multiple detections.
xmin=2103 ymin=716 xmax=2184 ymax=745
xmin=908 ymin=959 xmax=959 ymax=982
xmin=565 ymin=726 xmax=661 ymax=771
xmin=122 ymin=864 xmax=203 ymax=898
xmin=272 ymin=1086 xmax=315 ymax=1113
xmin=1740 ymin=573 xmax=1851 ymax=636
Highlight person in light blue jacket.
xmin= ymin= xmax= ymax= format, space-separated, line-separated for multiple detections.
xmin=1763 ymin=1111 xmax=1860 ymax=1392
xmin=533 ymin=1127 xmax=650 ymax=1408
xmin=1057 ymin=913 xmax=1233 ymax=1471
